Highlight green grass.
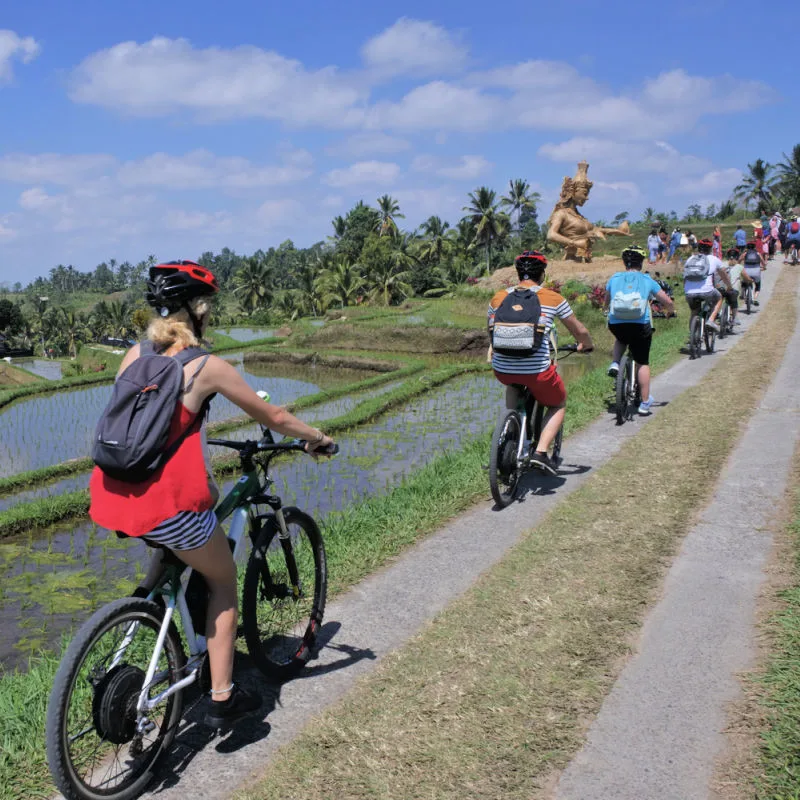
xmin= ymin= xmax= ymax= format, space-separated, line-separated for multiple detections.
xmin=750 ymin=481 xmax=800 ymax=799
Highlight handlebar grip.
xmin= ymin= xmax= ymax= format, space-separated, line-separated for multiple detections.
xmin=558 ymin=343 xmax=579 ymax=352
xmin=317 ymin=443 xmax=339 ymax=456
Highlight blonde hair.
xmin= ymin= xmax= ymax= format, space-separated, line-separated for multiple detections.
xmin=145 ymin=296 xmax=212 ymax=350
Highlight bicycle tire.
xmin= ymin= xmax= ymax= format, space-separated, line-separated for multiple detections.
xmin=719 ymin=304 xmax=729 ymax=339
xmin=46 ymin=598 xmax=185 ymax=800
xmin=243 ymin=507 xmax=327 ymax=680
xmin=704 ymin=322 xmax=716 ymax=354
xmin=689 ymin=316 xmax=702 ymax=359
xmin=744 ymin=285 xmax=752 ymax=314
xmin=616 ymin=353 xmax=631 ymax=424
xmin=489 ymin=409 xmax=522 ymax=508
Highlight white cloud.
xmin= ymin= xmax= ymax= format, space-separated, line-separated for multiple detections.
xmin=164 ymin=209 xmax=233 ymax=232
xmin=323 ymin=160 xmax=400 ymax=188
xmin=0 ymin=216 xmax=16 ymax=240
xmin=69 ymin=37 xmax=366 ymax=125
xmin=326 ymin=132 xmax=411 ymax=158
xmin=592 ymin=180 xmax=641 ymax=200
xmin=411 ymin=154 xmax=491 ymax=180
xmin=117 ymin=149 xmax=313 ymax=189
xmin=539 ymin=137 xmax=710 ymax=176
xmin=667 ymin=168 xmax=743 ymax=197
xmin=361 ymin=18 xmax=467 ymax=78
xmin=0 ymin=30 xmax=40 ymax=84
xmin=0 ymin=153 xmax=115 ymax=184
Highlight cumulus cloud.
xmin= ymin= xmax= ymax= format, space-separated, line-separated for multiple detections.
xmin=411 ymin=154 xmax=492 ymax=180
xmin=667 ymin=168 xmax=743 ymax=197
xmin=361 ymin=18 xmax=467 ymax=78
xmin=0 ymin=153 xmax=115 ymax=184
xmin=0 ymin=30 xmax=39 ymax=83
xmin=326 ymin=132 xmax=411 ymax=158
xmin=539 ymin=137 xmax=710 ymax=176
xmin=323 ymin=160 xmax=400 ymax=188
xmin=69 ymin=37 xmax=366 ymax=125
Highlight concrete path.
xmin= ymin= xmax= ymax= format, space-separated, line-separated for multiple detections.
xmin=136 ymin=264 xmax=785 ymax=800
xmin=554 ymin=272 xmax=800 ymax=799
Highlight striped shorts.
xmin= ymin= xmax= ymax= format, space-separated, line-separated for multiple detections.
xmin=143 ymin=509 xmax=218 ymax=551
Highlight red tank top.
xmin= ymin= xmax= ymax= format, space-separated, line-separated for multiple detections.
xmin=89 ymin=402 xmax=213 ymax=537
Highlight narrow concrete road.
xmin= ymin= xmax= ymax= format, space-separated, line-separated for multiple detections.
xmin=554 ymin=271 xmax=800 ymax=799
xmin=134 ymin=264 xmax=784 ymax=800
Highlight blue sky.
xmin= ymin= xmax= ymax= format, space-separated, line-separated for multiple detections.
xmin=0 ymin=0 xmax=794 ymax=284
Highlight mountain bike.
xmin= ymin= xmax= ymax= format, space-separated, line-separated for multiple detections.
xmin=46 ymin=431 xmax=336 ymax=800
xmin=718 ymin=296 xmax=734 ymax=339
xmin=688 ymin=297 xmax=716 ymax=360
xmin=614 ymin=345 xmax=642 ymax=425
xmin=742 ymin=282 xmax=753 ymax=315
xmin=489 ymin=335 xmax=584 ymax=508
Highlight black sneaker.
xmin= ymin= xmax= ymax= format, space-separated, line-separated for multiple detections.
xmin=204 ymin=684 xmax=262 ymax=729
xmin=529 ymin=451 xmax=558 ymax=476
xmin=753 ymin=300 xmax=760 ymax=306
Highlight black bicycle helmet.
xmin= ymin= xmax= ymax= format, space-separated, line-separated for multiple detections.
xmin=514 ymin=250 xmax=547 ymax=278
xmin=621 ymin=244 xmax=647 ymax=267
xmin=146 ymin=261 xmax=219 ymax=316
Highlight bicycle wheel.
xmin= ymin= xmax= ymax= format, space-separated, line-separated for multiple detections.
xmin=243 ymin=507 xmax=327 ymax=680
xmin=689 ymin=316 xmax=702 ymax=359
xmin=46 ymin=598 xmax=185 ymax=800
xmin=488 ymin=409 xmax=522 ymax=508
xmin=719 ymin=304 xmax=729 ymax=339
xmin=615 ymin=353 xmax=631 ymax=424
xmin=704 ymin=321 xmax=716 ymax=354
xmin=744 ymin=286 xmax=752 ymax=314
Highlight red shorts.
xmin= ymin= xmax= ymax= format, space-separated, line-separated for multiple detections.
xmin=494 ymin=365 xmax=566 ymax=408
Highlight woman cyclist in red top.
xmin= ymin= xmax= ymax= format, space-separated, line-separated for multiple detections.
xmin=89 ymin=261 xmax=335 ymax=727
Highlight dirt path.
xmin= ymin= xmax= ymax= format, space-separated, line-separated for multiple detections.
xmin=553 ymin=273 xmax=800 ymax=799
xmin=132 ymin=264 xmax=787 ymax=800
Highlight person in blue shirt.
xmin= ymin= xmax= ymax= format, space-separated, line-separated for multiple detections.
xmin=605 ymin=245 xmax=675 ymax=415
xmin=734 ymin=225 xmax=747 ymax=249
xmin=668 ymin=227 xmax=682 ymax=262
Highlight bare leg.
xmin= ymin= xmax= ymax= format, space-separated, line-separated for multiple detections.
xmin=708 ymin=297 xmax=723 ymax=324
xmin=637 ymin=365 xmax=651 ymax=401
xmin=536 ymin=406 xmax=565 ymax=453
xmin=173 ymin=526 xmax=237 ymax=701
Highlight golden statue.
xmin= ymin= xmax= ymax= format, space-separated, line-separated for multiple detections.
xmin=546 ymin=161 xmax=631 ymax=262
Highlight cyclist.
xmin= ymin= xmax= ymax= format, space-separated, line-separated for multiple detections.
xmin=718 ymin=248 xmax=753 ymax=328
xmin=605 ymin=245 xmax=674 ymax=416
xmin=742 ymin=241 xmax=763 ymax=306
xmin=89 ymin=261 xmax=335 ymax=728
xmin=488 ymin=250 xmax=593 ymax=476
xmin=784 ymin=217 xmax=800 ymax=263
xmin=684 ymin=238 xmax=731 ymax=333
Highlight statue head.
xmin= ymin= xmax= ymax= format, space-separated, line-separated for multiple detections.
xmin=557 ymin=161 xmax=593 ymax=209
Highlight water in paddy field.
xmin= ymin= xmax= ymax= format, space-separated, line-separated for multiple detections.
xmin=214 ymin=328 xmax=275 ymax=342
xmin=9 ymin=359 xmax=63 ymax=380
xmin=0 ymin=359 xmax=375 ymax=478
xmin=0 ymin=374 xmax=501 ymax=671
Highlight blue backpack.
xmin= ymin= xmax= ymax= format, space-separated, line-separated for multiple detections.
xmin=91 ymin=341 xmax=210 ymax=482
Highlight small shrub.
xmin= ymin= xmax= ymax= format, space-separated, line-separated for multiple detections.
xmin=588 ymin=285 xmax=606 ymax=309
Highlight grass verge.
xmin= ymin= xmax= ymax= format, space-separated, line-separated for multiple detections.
xmin=235 ymin=269 xmax=798 ymax=799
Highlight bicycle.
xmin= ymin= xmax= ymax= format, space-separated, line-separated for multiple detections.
xmin=787 ymin=241 xmax=799 ymax=265
xmin=717 ymin=296 xmax=734 ymax=339
xmin=46 ymin=430 xmax=336 ymax=800
xmin=742 ymin=281 xmax=753 ymax=315
xmin=614 ymin=345 xmax=642 ymax=425
xmin=688 ymin=297 xmax=716 ymax=360
xmin=488 ymin=336 xmax=583 ymax=508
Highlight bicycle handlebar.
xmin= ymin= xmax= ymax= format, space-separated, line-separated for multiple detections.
xmin=557 ymin=343 xmax=592 ymax=353
xmin=207 ymin=437 xmax=339 ymax=457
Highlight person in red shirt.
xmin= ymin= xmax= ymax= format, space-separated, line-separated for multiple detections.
xmin=90 ymin=261 xmax=335 ymax=728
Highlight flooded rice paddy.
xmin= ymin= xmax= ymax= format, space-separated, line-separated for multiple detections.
xmin=0 ymin=359 xmax=375 ymax=478
xmin=10 ymin=359 xmax=63 ymax=381
xmin=0 ymin=374 xmax=501 ymax=670
xmin=215 ymin=327 xmax=275 ymax=342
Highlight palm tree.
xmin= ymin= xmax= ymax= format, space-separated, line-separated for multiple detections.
xmin=233 ymin=256 xmax=272 ymax=314
xmin=376 ymin=195 xmax=404 ymax=238
xmin=718 ymin=199 xmax=736 ymax=219
xmin=367 ymin=258 xmax=413 ymax=306
xmin=331 ymin=215 xmax=347 ymax=241
xmin=776 ymin=144 xmax=800 ymax=207
xmin=317 ymin=256 xmax=366 ymax=309
xmin=734 ymin=159 xmax=778 ymax=215
xmin=60 ymin=309 xmax=90 ymax=358
xmin=501 ymin=179 xmax=540 ymax=233
xmin=641 ymin=207 xmax=656 ymax=225
xmin=463 ymin=187 xmax=510 ymax=275
xmin=90 ymin=300 xmax=112 ymax=339
xmin=107 ymin=300 xmax=133 ymax=339
xmin=418 ymin=216 xmax=453 ymax=265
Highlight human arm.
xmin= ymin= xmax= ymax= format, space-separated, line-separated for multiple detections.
xmin=201 ymin=356 xmax=333 ymax=451
xmin=561 ymin=314 xmax=593 ymax=351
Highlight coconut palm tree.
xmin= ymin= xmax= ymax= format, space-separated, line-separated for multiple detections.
xmin=331 ymin=215 xmax=347 ymax=241
xmin=233 ymin=256 xmax=272 ymax=314
xmin=734 ymin=159 xmax=778 ymax=214
xmin=501 ymin=179 xmax=540 ymax=233
xmin=376 ymin=195 xmax=404 ymax=238
xmin=776 ymin=144 xmax=800 ymax=207
xmin=317 ymin=256 xmax=366 ymax=309
xmin=463 ymin=187 xmax=510 ymax=275
xmin=641 ymin=207 xmax=656 ymax=225
xmin=107 ymin=300 xmax=133 ymax=339
xmin=60 ymin=309 xmax=90 ymax=358
xmin=418 ymin=216 xmax=453 ymax=265
xmin=367 ymin=258 xmax=413 ymax=306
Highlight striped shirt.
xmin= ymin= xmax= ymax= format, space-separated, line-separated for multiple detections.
xmin=488 ymin=283 xmax=574 ymax=375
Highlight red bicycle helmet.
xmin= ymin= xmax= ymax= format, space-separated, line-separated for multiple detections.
xmin=146 ymin=260 xmax=219 ymax=314
xmin=514 ymin=250 xmax=548 ymax=270
xmin=697 ymin=238 xmax=713 ymax=251
xmin=746 ymin=240 xmax=757 ymax=247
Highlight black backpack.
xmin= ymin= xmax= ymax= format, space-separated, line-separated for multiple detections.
xmin=743 ymin=249 xmax=761 ymax=267
xmin=492 ymin=287 xmax=546 ymax=357
xmin=92 ymin=341 xmax=210 ymax=482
